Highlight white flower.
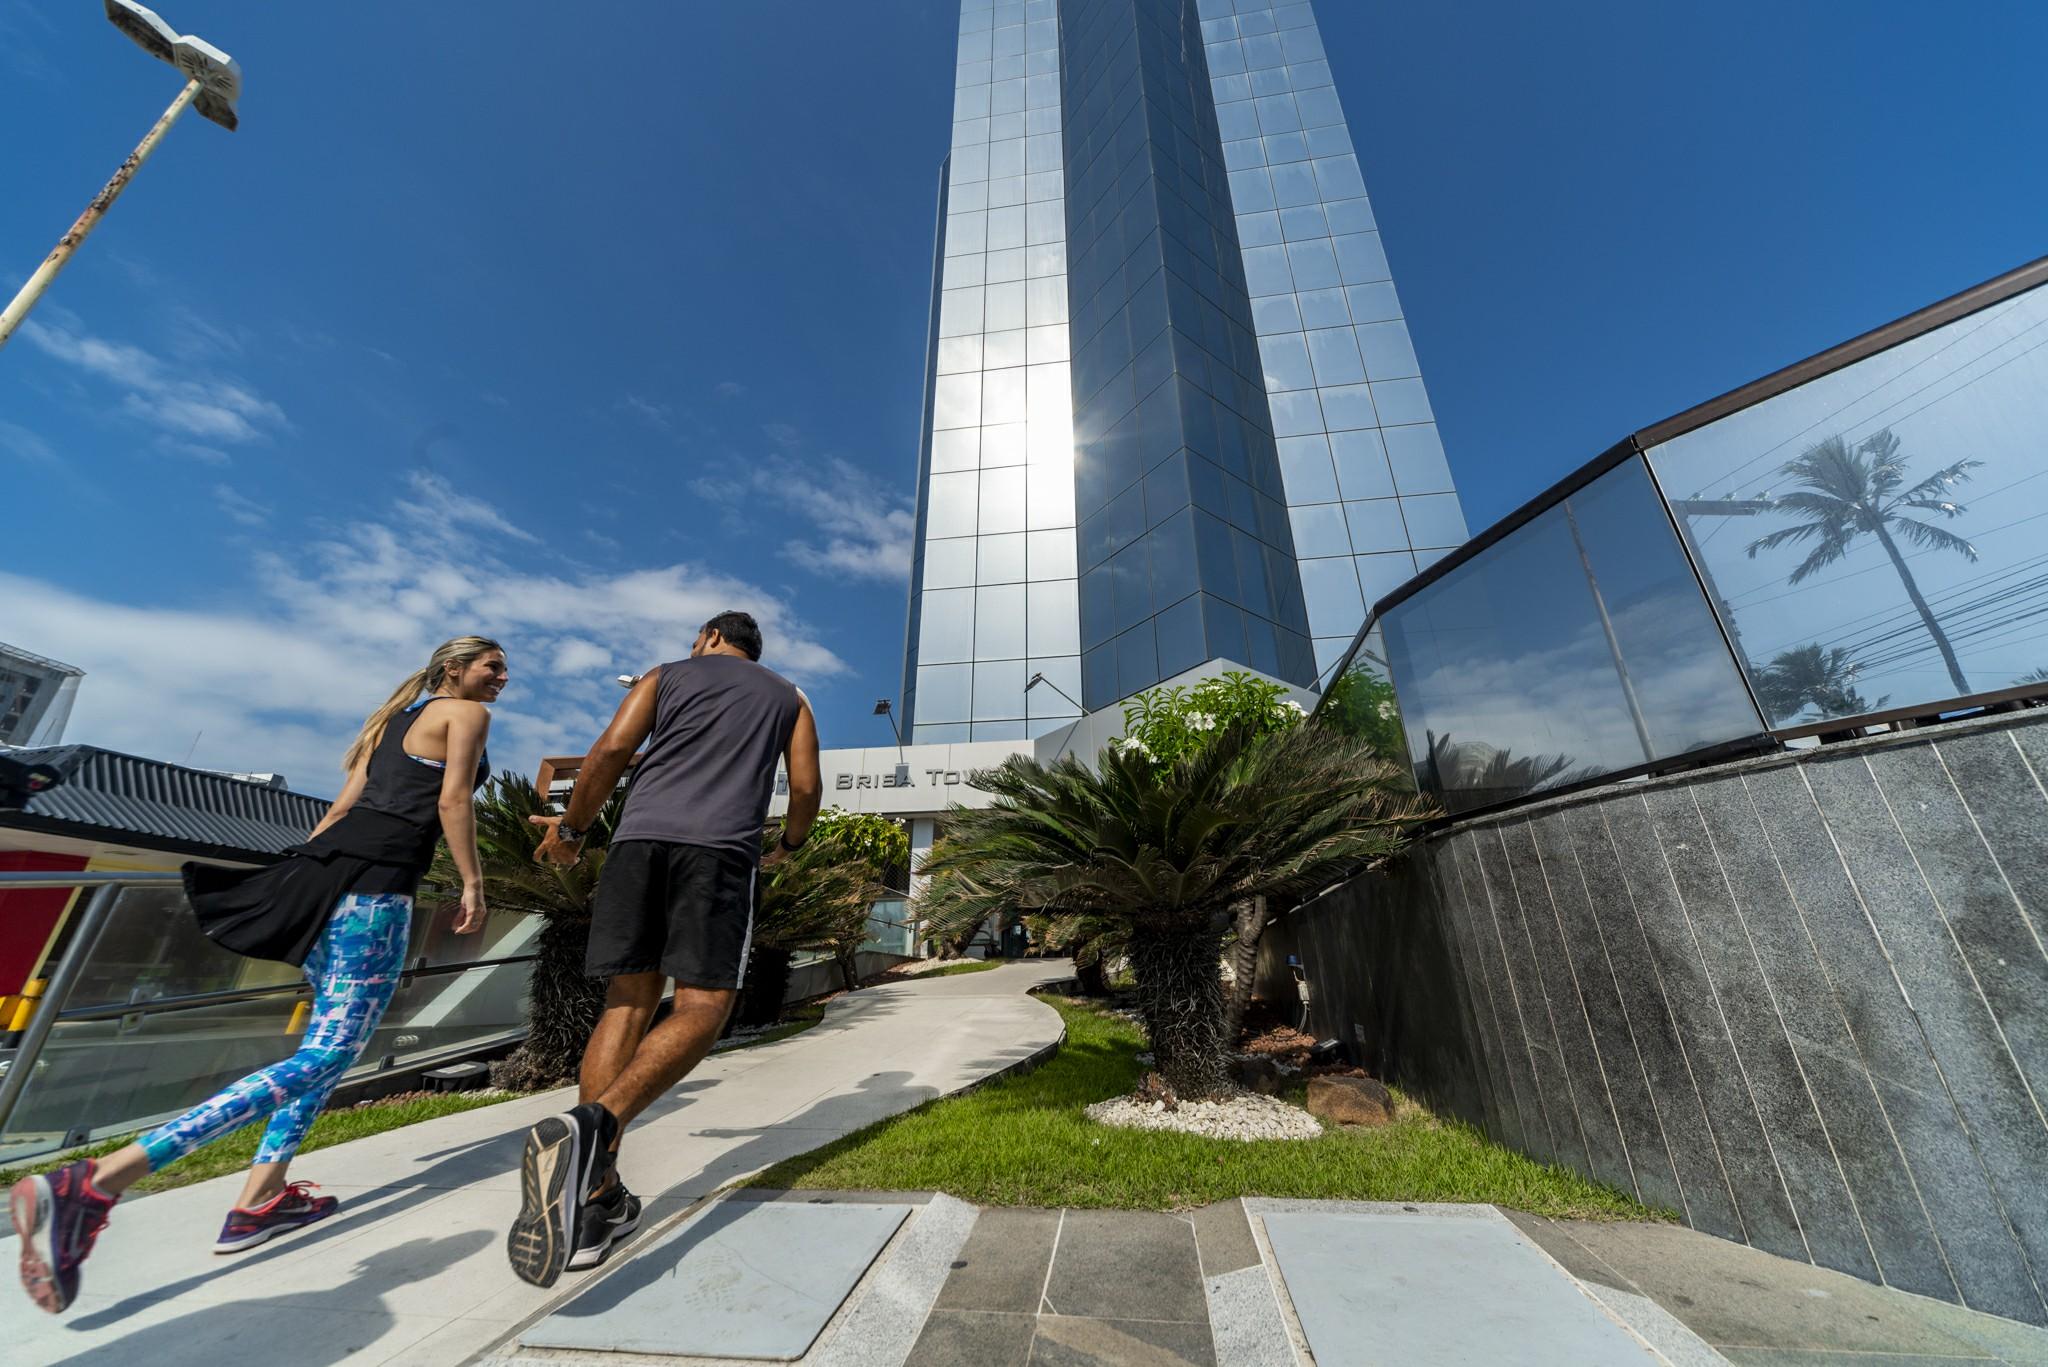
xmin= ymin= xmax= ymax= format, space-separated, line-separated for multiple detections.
xmin=1281 ymin=700 xmax=1306 ymax=715
xmin=1376 ymin=701 xmax=1396 ymax=720
xmin=1185 ymin=711 xmax=1217 ymax=731
xmin=1112 ymin=735 xmax=1153 ymax=758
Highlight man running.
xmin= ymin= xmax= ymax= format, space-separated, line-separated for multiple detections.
xmin=508 ymin=610 xmax=822 ymax=1286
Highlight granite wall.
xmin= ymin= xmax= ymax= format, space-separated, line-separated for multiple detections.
xmin=1259 ymin=710 xmax=2048 ymax=1323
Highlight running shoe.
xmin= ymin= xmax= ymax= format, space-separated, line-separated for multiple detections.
xmin=10 ymin=1158 xmax=117 ymax=1315
xmin=507 ymin=1102 xmax=615 ymax=1287
xmin=215 ymin=1181 xmax=339 ymax=1253
xmin=567 ymin=1179 xmax=643 ymax=1271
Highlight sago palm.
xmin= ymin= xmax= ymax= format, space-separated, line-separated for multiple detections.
xmin=919 ymin=720 xmax=1431 ymax=1098
xmin=1747 ymin=428 xmax=1979 ymax=695
xmin=421 ymin=772 xmax=625 ymax=1088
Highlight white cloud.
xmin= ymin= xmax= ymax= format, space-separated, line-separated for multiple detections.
xmin=4 ymin=481 xmax=847 ymax=797
xmin=716 ymin=380 xmax=745 ymax=398
xmin=695 ymin=453 xmax=914 ymax=584
xmin=213 ymin=483 xmax=272 ymax=526
xmin=21 ymin=313 xmax=288 ymax=445
xmin=552 ymin=639 xmax=614 ymax=675
xmin=0 ymin=419 xmax=56 ymax=465
xmin=395 ymin=470 xmax=539 ymax=544
xmin=619 ymin=394 xmax=675 ymax=433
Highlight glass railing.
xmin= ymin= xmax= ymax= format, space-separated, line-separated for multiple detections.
xmin=1645 ymin=281 xmax=2048 ymax=730
xmin=1318 ymin=257 xmax=2048 ymax=816
xmin=0 ymin=872 xmax=535 ymax=1163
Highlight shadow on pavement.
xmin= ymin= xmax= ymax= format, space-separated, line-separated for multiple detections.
xmin=57 ymin=1231 xmax=490 ymax=1365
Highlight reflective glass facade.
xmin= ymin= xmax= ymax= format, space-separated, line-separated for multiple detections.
xmin=903 ymin=0 xmax=1461 ymax=732
xmin=1063 ymin=0 xmax=1315 ymax=711
xmin=906 ymin=0 xmax=1081 ymax=745
xmin=1200 ymin=0 xmax=1468 ymax=679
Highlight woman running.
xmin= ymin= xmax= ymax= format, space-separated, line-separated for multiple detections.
xmin=10 ymin=635 xmax=507 ymax=1315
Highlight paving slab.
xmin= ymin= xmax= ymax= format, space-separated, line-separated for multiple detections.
xmin=1258 ymin=1204 xmax=1661 ymax=1366
xmin=520 ymin=1199 xmax=910 ymax=1360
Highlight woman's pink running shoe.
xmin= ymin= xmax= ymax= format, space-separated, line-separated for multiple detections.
xmin=215 ymin=1181 xmax=339 ymax=1252
xmin=10 ymin=1158 xmax=118 ymax=1315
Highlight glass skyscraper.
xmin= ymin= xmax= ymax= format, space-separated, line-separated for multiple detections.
xmin=902 ymin=0 xmax=1464 ymax=740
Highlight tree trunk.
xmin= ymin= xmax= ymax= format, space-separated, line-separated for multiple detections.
xmin=492 ymin=912 xmax=605 ymax=1089
xmin=1876 ymin=525 xmax=1970 ymax=695
xmin=738 ymin=945 xmax=794 ymax=1026
xmin=836 ymin=946 xmax=861 ymax=992
xmin=1128 ymin=928 xmax=1230 ymax=1098
xmin=1222 ymin=898 xmax=1267 ymax=1046
xmin=1075 ymin=955 xmax=1108 ymax=997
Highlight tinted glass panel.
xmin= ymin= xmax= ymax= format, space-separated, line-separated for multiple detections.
xmin=1378 ymin=456 xmax=1763 ymax=815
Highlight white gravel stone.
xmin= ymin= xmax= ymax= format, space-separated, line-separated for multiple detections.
xmin=1085 ymin=1087 xmax=1323 ymax=1141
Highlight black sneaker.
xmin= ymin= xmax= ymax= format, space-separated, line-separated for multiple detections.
xmin=507 ymin=1102 xmax=616 ymax=1287
xmin=567 ymin=1180 xmax=642 ymax=1271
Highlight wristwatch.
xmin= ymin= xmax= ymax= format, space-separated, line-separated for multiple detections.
xmin=777 ymin=831 xmax=805 ymax=853
xmin=557 ymin=819 xmax=588 ymax=845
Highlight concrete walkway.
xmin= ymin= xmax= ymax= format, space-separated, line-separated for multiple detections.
xmin=2 ymin=959 xmax=1073 ymax=1367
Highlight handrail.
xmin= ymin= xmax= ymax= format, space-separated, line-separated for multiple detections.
xmin=49 ymin=953 xmax=542 ymax=1024
xmin=0 ymin=870 xmax=184 ymax=890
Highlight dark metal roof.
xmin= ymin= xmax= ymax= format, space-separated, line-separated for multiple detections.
xmin=1 ymin=745 xmax=328 ymax=863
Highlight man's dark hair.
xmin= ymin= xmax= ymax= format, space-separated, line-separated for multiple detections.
xmin=703 ymin=610 xmax=764 ymax=661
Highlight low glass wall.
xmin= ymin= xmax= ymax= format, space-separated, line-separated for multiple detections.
xmin=1359 ymin=456 xmax=1767 ymax=815
xmin=1645 ymin=279 xmax=2048 ymax=728
xmin=1 ymin=884 xmax=534 ymax=1162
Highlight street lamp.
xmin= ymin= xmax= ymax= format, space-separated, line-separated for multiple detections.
xmin=1024 ymin=671 xmax=1083 ymax=712
xmin=873 ymin=700 xmax=910 ymax=785
xmin=0 ymin=1 xmax=240 ymax=351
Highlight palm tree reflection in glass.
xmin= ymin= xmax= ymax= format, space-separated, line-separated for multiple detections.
xmin=1746 ymin=428 xmax=1980 ymax=696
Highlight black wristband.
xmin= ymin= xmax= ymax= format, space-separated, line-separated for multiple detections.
xmin=777 ymin=832 xmax=804 ymax=853
xmin=557 ymin=820 xmax=587 ymax=844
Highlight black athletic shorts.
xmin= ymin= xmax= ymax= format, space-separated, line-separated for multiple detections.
xmin=585 ymin=840 xmax=756 ymax=989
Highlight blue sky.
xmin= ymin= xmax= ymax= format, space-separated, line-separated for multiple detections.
xmin=3 ymin=1 xmax=2043 ymax=796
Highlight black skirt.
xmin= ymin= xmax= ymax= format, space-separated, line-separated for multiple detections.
xmin=184 ymin=849 xmax=422 ymax=967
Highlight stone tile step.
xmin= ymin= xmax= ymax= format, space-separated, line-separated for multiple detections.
xmin=517 ymin=1199 xmax=912 ymax=1360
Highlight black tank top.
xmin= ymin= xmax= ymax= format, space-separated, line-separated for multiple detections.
xmin=307 ymin=697 xmax=489 ymax=872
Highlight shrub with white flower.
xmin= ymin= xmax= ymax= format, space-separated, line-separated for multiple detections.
xmin=1110 ymin=670 xmax=1307 ymax=771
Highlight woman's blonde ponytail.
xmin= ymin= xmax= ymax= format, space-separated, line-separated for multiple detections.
xmin=341 ymin=635 xmax=504 ymax=774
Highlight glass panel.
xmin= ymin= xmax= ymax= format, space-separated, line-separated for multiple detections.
xmin=976 ymin=583 xmax=1028 ymax=658
xmin=1 ymin=885 xmax=531 ymax=1160
xmin=978 ymin=531 xmax=1027 ymax=584
xmin=1028 ymin=579 xmax=1082 ymax=656
xmin=925 ymin=536 xmax=978 ymax=589
xmin=926 ymin=470 xmax=979 ymax=538
xmin=917 ymin=662 xmax=974 ymax=722
xmin=1645 ymin=280 xmax=2048 ymax=724
xmin=918 ymin=586 xmax=976 ymax=663
xmin=1378 ymin=456 xmax=1764 ymax=815
xmin=1317 ymin=624 xmax=1412 ymax=772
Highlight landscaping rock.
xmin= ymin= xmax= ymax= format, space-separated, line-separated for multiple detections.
xmin=1307 ymin=1075 xmax=1395 ymax=1127
xmin=1086 ymin=1087 xmax=1322 ymax=1141
xmin=1233 ymin=1054 xmax=1285 ymax=1095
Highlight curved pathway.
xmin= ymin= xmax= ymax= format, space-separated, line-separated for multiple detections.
xmin=4 ymin=959 xmax=1072 ymax=1367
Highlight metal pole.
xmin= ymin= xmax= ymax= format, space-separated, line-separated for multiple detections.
xmin=0 ymin=882 xmax=123 ymax=1135
xmin=1564 ymin=499 xmax=1659 ymax=763
xmin=0 ymin=78 xmax=200 ymax=352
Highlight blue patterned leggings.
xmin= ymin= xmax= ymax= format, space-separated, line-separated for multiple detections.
xmin=139 ymin=893 xmax=412 ymax=1171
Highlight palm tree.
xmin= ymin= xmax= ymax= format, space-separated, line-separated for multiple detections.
xmin=743 ymin=838 xmax=879 ymax=1020
xmin=1746 ymin=429 xmax=1980 ymax=695
xmin=918 ymin=721 xmax=1431 ymax=1098
xmin=1425 ymin=733 xmax=1597 ymax=809
xmin=421 ymin=773 xmax=625 ymax=1090
xmin=1752 ymin=643 xmax=1887 ymax=724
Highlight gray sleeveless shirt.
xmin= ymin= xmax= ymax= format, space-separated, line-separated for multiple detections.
xmin=610 ymin=654 xmax=802 ymax=863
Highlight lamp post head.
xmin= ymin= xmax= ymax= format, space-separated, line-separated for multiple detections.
xmin=1025 ymin=673 xmax=1045 ymax=689
xmin=873 ymin=699 xmax=893 ymax=716
xmin=106 ymin=0 xmax=241 ymax=130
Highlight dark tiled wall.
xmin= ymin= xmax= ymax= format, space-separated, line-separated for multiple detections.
xmin=1261 ymin=713 xmax=2048 ymax=1324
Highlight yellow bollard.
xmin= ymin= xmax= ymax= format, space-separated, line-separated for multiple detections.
xmin=6 ymin=979 xmax=47 ymax=1033
xmin=286 ymin=1000 xmax=311 ymax=1036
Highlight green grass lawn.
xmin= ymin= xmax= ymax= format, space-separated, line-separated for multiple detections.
xmin=749 ymin=996 xmax=1660 ymax=1219
xmin=909 ymin=958 xmax=1004 ymax=979
xmin=719 ymin=1002 xmax=827 ymax=1051
xmin=0 ymin=1089 xmax=523 ymax=1199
